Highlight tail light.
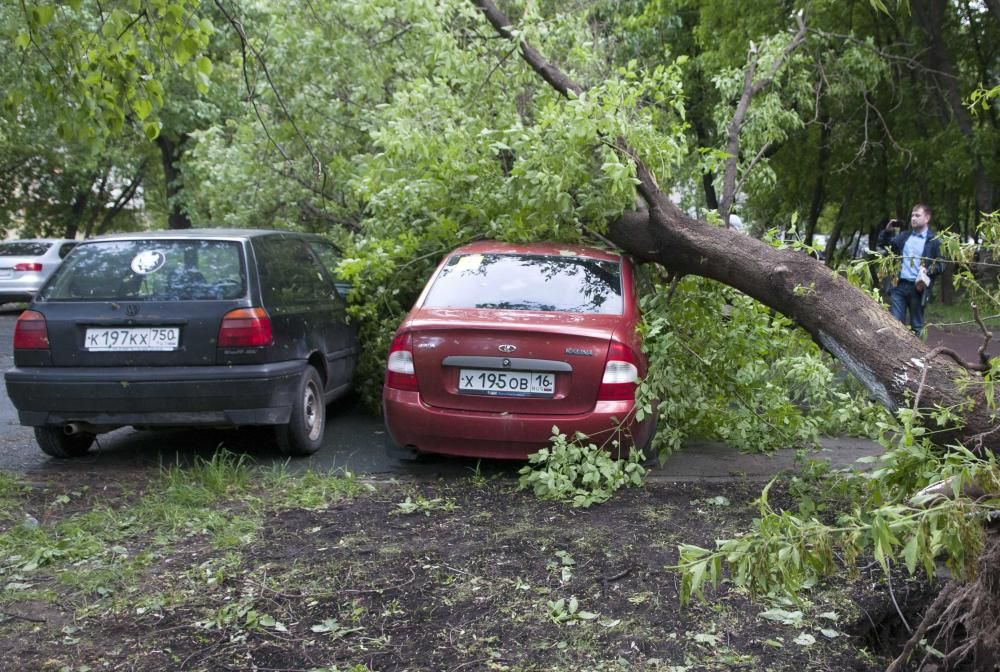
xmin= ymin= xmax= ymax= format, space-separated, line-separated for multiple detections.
xmin=385 ymin=332 xmax=418 ymax=391
xmin=13 ymin=310 xmax=50 ymax=349
xmin=597 ymin=341 xmax=639 ymax=401
xmin=218 ymin=308 xmax=273 ymax=347
xmin=13 ymin=263 xmax=43 ymax=272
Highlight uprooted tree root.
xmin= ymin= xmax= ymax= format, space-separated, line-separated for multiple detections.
xmin=887 ymin=525 xmax=1000 ymax=671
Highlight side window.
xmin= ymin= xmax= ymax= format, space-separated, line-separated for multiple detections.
xmin=307 ymin=240 xmax=340 ymax=277
xmin=307 ymin=240 xmax=349 ymax=299
xmin=59 ymin=243 xmax=76 ymax=259
xmin=255 ymin=237 xmax=334 ymax=307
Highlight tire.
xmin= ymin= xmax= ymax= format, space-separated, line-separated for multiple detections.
xmin=633 ymin=404 xmax=659 ymax=461
xmin=275 ymin=367 xmax=326 ymax=456
xmin=34 ymin=426 xmax=94 ymax=458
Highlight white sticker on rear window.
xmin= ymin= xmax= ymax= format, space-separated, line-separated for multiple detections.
xmin=130 ymin=250 xmax=166 ymax=275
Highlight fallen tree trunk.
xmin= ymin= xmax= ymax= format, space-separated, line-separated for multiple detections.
xmin=472 ymin=0 xmax=998 ymax=452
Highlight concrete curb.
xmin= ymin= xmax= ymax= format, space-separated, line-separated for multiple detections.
xmin=645 ymin=436 xmax=883 ymax=482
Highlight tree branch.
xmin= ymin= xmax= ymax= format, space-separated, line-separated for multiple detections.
xmin=719 ymin=13 xmax=808 ymax=227
xmin=214 ymin=0 xmax=330 ymax=198
xmin=471 ymin=0 xmax=583 ymax=98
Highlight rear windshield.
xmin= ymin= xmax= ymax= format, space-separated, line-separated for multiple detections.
xmin=422 ymin=253 xmax=623 ymax=314
xmin=39 ymin=240 xmax=246 ymax=301
xmin=0 ymin=242 xmax=52 ymax=256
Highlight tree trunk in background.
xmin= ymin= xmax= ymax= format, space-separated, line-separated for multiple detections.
xmin=984 ymin=0 xmax=1000 ymax=27
xmin=938 ymin=263 xmax=956 ymax=306
xmin=474 ymin=0 xmax=999 ymax=452
xmin=63 ymin=188 xmax=89 ymax=240
xmin=692 ymin=117 xmax=720 ymax=212
xmin=805 ymin=120 xmax=831 ymax=247
xmin=912 ymin=0 xmax=994 ymax=215
xmin=824 ymin=185 xmax=854 ymax=266
xmin=155 ymin=133 xmax=192 ymax=230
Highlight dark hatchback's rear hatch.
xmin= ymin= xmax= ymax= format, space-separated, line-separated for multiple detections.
xmin=35 ymin=239 xmax=249 ymax=367
xmin=408 ymin=251 xmax=624 ymax=415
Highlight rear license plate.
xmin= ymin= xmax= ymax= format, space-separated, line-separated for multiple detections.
xmin=84 ymin=327 xmax=180 ymax=351
xmin=458 ymin=368 xmax=555 ymax=397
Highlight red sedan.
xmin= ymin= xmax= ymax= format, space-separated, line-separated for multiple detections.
xmin=382 ymin=241 xmax=655 ymax=460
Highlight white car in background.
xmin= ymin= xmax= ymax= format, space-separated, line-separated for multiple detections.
xmin=0 ymin=239 xmax=78 ymax=306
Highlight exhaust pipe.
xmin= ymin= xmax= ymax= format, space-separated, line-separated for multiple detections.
xmin=63 ymin=423 xmax=84 ymax=436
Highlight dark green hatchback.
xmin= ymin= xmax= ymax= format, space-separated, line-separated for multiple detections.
xmin=5 ymin=229 xmax=357 ymax=458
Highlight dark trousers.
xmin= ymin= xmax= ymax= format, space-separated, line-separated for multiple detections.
xmin=890 ymin=279 xmax=924 ymax=335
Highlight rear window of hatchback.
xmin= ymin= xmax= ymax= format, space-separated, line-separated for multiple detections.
xmin=0 ymin=242 xmax=52 ymax=256
xmin=422 ymin=252 xmax=623 ymax=314
xmin=39 ymin=240 xmax=247 ymax=301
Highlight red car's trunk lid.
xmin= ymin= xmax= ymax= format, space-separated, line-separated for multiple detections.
xmin=408 ymin=309 xmax=618 ymax=415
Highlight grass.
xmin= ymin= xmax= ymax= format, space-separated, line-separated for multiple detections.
xmin=0 ymin=450 xmax=365 ymax=618
xmin=924 ymin=292 xmax=1000 ymax=332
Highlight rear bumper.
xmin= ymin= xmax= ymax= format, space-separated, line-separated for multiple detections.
xmin=5 ymin=362 xmax=307 ymax=429
xmin=383 ymin=387 xmax=653 ymax=460
xmin=0 ymin=291 xmax=36 ymax=304
xmin=0 ymin=276 xmax=44 ymax=304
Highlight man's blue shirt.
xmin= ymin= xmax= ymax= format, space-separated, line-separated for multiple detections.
xmin=900 ymin=229 xmax=927 ymax=280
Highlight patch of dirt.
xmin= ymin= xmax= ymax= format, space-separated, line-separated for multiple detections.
xmin=926 ymin=327 xmax=1000 ymax=365
xmin=0 ymin=470 xmax=938 ymax=671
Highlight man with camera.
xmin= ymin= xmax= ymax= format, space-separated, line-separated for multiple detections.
xmin=879 ymin=203 xmax=944 ymax=336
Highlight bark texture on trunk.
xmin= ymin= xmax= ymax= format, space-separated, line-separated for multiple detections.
xmin=472 ymin=0 xmax=998 ymax=451
xmin=156 ymin=134 xmax=192 ymax=230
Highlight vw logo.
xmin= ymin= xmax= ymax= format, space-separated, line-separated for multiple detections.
xmin=124 ymin=304 xmax=140 ymax=317
xmin=498 ymin=344 xmax=517 ymax=353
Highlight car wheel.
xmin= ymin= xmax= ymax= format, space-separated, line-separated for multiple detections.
xmin=34 ymin=427 xmax=94 ymax=458
xmin=633 ymin=405 xmax=659 ymax=461
xmin=275 ymin=367 xmax=326 ymax=456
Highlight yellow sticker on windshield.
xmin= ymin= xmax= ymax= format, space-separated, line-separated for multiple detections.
xmin=454 ymin=254 xmax=483 ymax=272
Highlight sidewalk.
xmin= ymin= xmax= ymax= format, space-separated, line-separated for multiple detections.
xmin=646 ymin=436 xmax=883 ymax=482
xmin=926 ymin=326 xmax=999 ymax=364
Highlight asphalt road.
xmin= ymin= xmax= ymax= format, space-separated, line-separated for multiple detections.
xmin=0 ymin=307 xmax=498 ymax=478
xmin=0 ymin=307 xmax=882 ymax=480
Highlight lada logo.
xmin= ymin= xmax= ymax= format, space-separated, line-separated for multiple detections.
xmin=498 ymin=344 xmax=517 ymax=353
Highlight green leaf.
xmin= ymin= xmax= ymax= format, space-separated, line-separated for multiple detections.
xmin=901 ymin=535 xmax=920 ymax=574
xmin=196 ymin=56 xmax=213 ymax=76
xmin=133 ymin=98 xmax=153 ymax=121
xmin=310 ymin=618 xmax=339 ymax=633
xmin=31 ymin=6 xmax=56 ymax=28
xmin=174 ymin=43 xmax=193 ymax=66
xmin=143 ymin=121 xmax=160 ymax=141
xmin=793 ymin=633 xmax=816 ymax=646
xmin=759 ymin=609 xmax=803 ymax=626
